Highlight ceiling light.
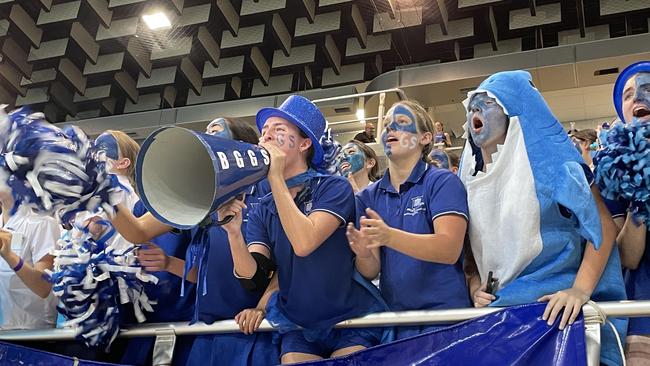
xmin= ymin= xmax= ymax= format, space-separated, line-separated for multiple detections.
xmin=142 ymin=12 xmax=171 ymax=30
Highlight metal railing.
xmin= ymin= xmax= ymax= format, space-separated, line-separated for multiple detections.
xmin=1 ymin=301 xmax=649 ymax=365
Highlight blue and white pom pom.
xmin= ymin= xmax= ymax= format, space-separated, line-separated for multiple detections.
xmin=0 ymin=106 xmax=124 ymax=223
xmin=47 ymin=221 xmax=158 ymax=350
xmin=594 ymin=121 xmax=650 ymax=222
xmin=315 ymin=128 xmax=342 ymax=175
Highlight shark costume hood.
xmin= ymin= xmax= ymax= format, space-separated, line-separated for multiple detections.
xmin=459 ymin=70 xmax=626 ymax=366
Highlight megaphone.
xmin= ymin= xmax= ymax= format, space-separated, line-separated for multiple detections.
xmin=135 ymin=126 xmax=270 ymax=229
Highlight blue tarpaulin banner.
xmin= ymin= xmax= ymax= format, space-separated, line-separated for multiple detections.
xmin=0 ymin=341 xmax=129 ymax=366
xmin=299 ymin=303 xmax=587 ymax=366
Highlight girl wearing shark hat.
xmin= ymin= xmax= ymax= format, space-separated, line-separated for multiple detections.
xmin=459 ymin=70 xmax=627 ymax=365
xmin=600 ymin=61 xmax=650 ymax=363
xmin=223 ymin=95 xmax=386 ymax=364
xmin=346 ymin=99 xmax=471 ymax=340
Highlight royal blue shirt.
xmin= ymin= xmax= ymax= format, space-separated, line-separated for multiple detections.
xmin=606 ymin=197 xmax=650 ymax=335
xmin=132 ymin=201 xmax=195 ymax=323
xmin=246 ymin=175 xmax=379 ymax=330
xmin=357 ymin=160 xmax=471 ymax=311
xmin=192 ymin=182 xmax=269 ymax=323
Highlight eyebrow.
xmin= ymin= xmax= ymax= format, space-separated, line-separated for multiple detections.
xmin=623 ymin=86 xmax=634 ymax=95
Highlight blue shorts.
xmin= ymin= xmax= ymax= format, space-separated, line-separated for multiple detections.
xmin=281 ymin=327 xmax=382 ymax=357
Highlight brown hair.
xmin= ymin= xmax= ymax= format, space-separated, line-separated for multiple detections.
xmin=106 ymin=130 xmax=140 ymax=187
xmin=347 ymin=140 xmax=380 ymax=181
xmin=385 ymin=100 xmax=435 ymax=164
xmin=571 ymin=129 xmax=597 ymax=144
xmin=447 ymin=151 xmax=460 ymax=169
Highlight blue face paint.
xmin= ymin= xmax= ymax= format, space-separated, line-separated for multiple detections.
xmin=429 ymin=149 xmax=450 ymax=169
xmin=336 ymin=143 xmax=365 ymax=177
xmin=386 ymin=105 xmax=418 ymax=134
xmin=206 ymin=118 xmax=233 ymax=140
xmin=94 ymin=133 xmax=120 ymax=160
xmin=632 ymin=73 xmax=650 ymax=124
xmin=382 ymin=104 xmax=419 ymax=156
xmin=467 ymin=93 xmax=508 ymax=148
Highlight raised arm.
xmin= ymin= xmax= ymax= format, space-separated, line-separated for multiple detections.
xmin=110 ymin=203 xmax=172 ymax=243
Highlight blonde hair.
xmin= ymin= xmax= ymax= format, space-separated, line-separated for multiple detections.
xmin=106 ymin=130 xmax=140 ymax=187
xmin=385 ymin=100 xmax=435 ymax=164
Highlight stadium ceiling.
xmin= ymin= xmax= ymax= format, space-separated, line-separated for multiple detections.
xmin=0 ymin=0 xmax=649 ymax=123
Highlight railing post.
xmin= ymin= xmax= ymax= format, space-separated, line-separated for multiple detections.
xmin=376 ymin=92 xmax=386 ymax=142
xmin=152 ymin=328 xmax=176 ymax=366
xmin=582 ymin=305 xmax=602 ymax=366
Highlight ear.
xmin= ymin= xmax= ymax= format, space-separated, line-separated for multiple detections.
xmin=366 ymin=158 xmax=376 ymax=169
xmin=299 ymin=137 xmax=312 ymax=153
xmin=115 ymin=157 xmax=131 ymax=170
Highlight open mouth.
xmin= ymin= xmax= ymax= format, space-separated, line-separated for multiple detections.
xmin=386 ymin=136 xmax=399 ymax=143
xmin=633 ymin=105 xmax=650 ymax=119
xmin=339 ymin=162 xmax=350 ymax=171
xmin=472 ymin=116 xmax=484 ymax=131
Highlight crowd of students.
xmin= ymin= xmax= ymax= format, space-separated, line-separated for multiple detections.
xmin=0 ymin=65 xmax=648 ymax=366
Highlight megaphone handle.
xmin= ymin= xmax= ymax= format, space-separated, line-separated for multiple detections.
xmin=215 ymin=215 xmax=235 ymax=226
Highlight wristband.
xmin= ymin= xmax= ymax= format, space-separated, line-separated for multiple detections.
xmin=12 ymin=257 xmax=24 ymax=272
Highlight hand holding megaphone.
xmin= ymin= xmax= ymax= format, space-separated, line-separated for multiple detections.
xmin=216 ymin=194 xmax=247 ymax=231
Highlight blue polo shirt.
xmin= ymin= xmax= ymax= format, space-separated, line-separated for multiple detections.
xmin=193 ymin=181 xmax=269 ymax=323
xmin=357 ymin=160 xmax=471 ymax=312
xmin=246 ymin=175 xmax=379 ymax=330
xmin=606 ymin=197 xmax=650 ymax=335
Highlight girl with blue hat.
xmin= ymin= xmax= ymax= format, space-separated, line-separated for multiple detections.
xmin=107 ymin=118 xmax=280 ymax=365
xmin=600 ymin=61 xmax=650 ymax=362
xmin=346 ymin=99 xmax=471 ymax=340
xmin=223 ymin=95 xmax=386 ymax=363
xmin=459 ymin=70 xmax=626 ymax=365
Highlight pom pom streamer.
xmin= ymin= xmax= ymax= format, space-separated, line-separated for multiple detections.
xmin=0 ymin=107 xmax=124 ymax=223
xmin=594 ymin=121 xmax=650 ymax=222
xmin=315 ymin=128 xmax=342 ymax=175
xmin=46 ymin=221 xmax=159 ymax=350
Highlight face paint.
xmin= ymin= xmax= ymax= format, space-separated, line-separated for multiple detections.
xmin=94 ymin=133 xmax=120 ymax=160
xmin=206 ymin=118 xmax=233 ymax=140
xmin=261 ymin=117 xmax=303 ymax=153
xmin=467 ymin=93 xmax=508 ymax=148
xmin=622 ymin=73 xmax=650 ymax=124
xmin=336 ymin=143 xmax=365 ymax=177
xmin=382 ymin=104 xmax=420 ymax=156
xmin=429 ymin=149 xmax=450 ymax=169
xmin=386 ymin=105 xmax=418 ymax=134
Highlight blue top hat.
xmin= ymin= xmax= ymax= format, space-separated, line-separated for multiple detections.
xmin=256 ymin=95 xmax=325 ymax=165
xmin=613 ymin=61 xmax=650 ymax=123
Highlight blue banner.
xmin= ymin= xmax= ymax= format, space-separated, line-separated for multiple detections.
xmin=0 ymin=341 xmax=128 ymax=366
xmin=301 ymin=303 xmax=587 ymax=366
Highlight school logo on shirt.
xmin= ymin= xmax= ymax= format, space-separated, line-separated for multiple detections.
xmin=304 ymin=200 xmax=313 ymax=213
xmin=404 ymin=196 xmax=426 ymax=216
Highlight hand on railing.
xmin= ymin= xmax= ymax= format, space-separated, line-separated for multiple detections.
xmin=538 ymin=287 xmax=590 ymax=330
xmin=235 ymin=308 xmax=266 ymax=335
